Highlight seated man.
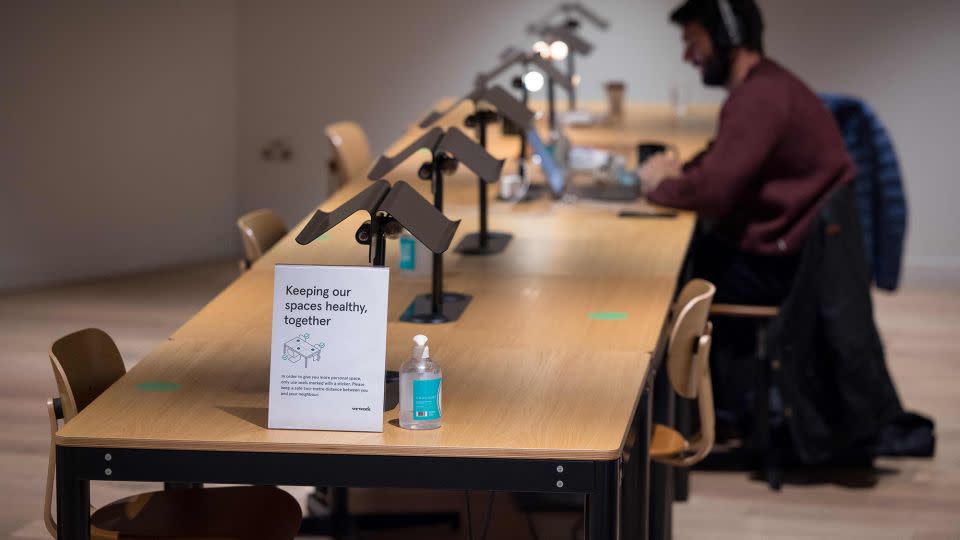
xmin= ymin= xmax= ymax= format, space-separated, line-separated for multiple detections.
xmin=639 ymin=0 xmax=855 ymax=437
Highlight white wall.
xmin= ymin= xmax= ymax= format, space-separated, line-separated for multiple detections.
xmin=236 ymin=0 xmax=960 ymax=278
xmin=761 ymin=0 xmax=960 ymax=270
xmin=0 ymin=1 xmax=237 ymax=291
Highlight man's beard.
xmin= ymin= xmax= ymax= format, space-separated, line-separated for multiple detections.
xmin=701 ymin=49 xmax=732 ymax=87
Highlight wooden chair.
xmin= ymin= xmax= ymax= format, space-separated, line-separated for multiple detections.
xmin=650 ymin=279 xmax=717 ymax=466
xmin=325 ymin=121 xmax=372 ymax=189
xmin=236 ymin=209 xmax=287 ymax=269
xmin=44 ymin=328 xmax=303 ymax=539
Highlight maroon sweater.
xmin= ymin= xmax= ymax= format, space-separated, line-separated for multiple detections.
xmin=647 ymin=58 xmax=854 ymax=255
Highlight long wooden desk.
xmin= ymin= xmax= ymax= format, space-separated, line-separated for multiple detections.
xmin=55 ymin=102 xmax=717 ymax=539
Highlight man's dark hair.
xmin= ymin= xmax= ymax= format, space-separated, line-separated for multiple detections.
xmin=670 ymin=0 xmax=765 ymax=53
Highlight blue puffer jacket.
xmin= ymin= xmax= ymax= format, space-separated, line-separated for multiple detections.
xmin=819 ymin=94 xmax=908 ymax=291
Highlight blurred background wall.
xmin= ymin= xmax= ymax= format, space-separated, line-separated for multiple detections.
xmin=0 ymin=1 xmax=237 ymax=291
xmin=3 ymin=0 xmax=958 ymax=291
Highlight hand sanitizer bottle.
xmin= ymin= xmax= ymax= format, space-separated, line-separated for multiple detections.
xmin=399 ymin=334 xmax=442 ymax=430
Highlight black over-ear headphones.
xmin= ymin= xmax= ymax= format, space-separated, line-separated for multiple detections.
xmin=715 ymin=0 xmax=743 ymax=49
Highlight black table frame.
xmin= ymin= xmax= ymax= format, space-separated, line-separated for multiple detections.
xmin=56 ymin=387 xmax=652 ymax=540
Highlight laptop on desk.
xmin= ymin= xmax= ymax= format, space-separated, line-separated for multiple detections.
xmin=525 ymin=128 xmax=640 ymax=202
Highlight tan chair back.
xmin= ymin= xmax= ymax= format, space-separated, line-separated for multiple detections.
xmin=667 ymin=279 xmax=715 ymax=398
xmin=325 ymin=121 xmax=371 ymax=188
xmin=236 ymin=209 xmax=287 ymax=266
xmin=49 ymin=328 xmax=126 ymax=422
xmin=46 ymin=328 xmax=127 ymax=537
xmin=663 ymin=279 xmax=716 ymax=467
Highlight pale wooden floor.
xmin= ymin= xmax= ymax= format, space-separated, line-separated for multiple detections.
xmin=1 ymin=261 xmax=957 ymax=539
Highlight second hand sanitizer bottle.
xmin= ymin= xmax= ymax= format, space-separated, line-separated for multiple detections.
xmin=399 ymin=334 xmax=442 ymax=430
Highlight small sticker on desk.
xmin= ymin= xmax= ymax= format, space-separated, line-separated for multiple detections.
xmin=136 ymin=382 xmax=181 ymax=392
xmin=588 ymin=312 xmax=628 ymax=320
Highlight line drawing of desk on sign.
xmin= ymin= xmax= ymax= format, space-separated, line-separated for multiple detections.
xmin=283 ymin=334 xmax=325 ymax=368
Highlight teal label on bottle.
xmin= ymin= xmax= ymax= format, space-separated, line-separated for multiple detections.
xmin=412 ymin=378 xmax=441 ymax=420
xmin=399 ymin=236 xmax=416 ymax=270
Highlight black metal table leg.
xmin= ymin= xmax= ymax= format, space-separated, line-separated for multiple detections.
xmin=650 ymin=366 xmax=674 ymax=540
xmin=672 ymin=398 xmax=691 ymax=502
xmin=637 ymin=387 xmax=652 ymax=540
xmin=330 ymin=487 xmax=354 ymax=538
xmin=587 ymin=459 xmax=621 ymax=539
xmin=620 ymin=385 xmax=652 ymax=540
xmin=56 ymin=445 xmax=90 ymax=540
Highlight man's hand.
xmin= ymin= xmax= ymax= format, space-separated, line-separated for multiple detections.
xmin=637 ymin=153 xmax=682 ymax=194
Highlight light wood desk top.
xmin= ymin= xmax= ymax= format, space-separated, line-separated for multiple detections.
xmin=56 ymin=102 xmax=717 ymax=460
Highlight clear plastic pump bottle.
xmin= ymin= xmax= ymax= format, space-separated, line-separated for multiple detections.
xmin=399 ymin=334 xmax=442 ymax=430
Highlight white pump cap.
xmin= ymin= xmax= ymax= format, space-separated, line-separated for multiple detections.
xmin=411 ymin=334 xmax=429 ymax=360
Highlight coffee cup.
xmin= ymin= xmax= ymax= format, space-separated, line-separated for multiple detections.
xmin=605 ymin=81 xmax=626 ymax=121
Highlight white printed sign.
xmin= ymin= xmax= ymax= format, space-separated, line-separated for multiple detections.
xmin=268 ymin=265 xmax=389 ymax=432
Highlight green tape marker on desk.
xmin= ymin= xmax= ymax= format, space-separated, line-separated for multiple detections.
xmin=136 ymin=381 xmax=181 ymax=392
xmin=589 ymin=312 xmax=628 ymax=321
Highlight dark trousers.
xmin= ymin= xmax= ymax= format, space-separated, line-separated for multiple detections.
xmin=690 ymin=232 xmax=799 ymax=438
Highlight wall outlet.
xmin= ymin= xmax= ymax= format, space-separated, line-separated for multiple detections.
xmin=262 ymin=138 xmax=293 ymax=162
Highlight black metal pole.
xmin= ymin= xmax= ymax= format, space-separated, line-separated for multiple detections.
xmin=639 ymin=388 xmax=652 ymax=540
xmin=586 ymin=459 xmax=621 ymax=539
xmin=432 ymin=160 xmax=444 ymax=316
xmin=568 ymin=54 xmax=576 ymax=111
xmin=56 ymin=445 xmax=91 ymax=540
xmin=475 ymin=104 xmax=489 ymax=248
xmin=519 ymin=76 xmax=529 ymax=178
xmin=650 ymin=365 xmax=675 ymax=540
xmin=331 ymin=486 xmax=353 ymax=537
xmin=372 ymin=220 xmax=387 ymax=267
xmin=547 ymin=76 xmax=557 ymax=132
